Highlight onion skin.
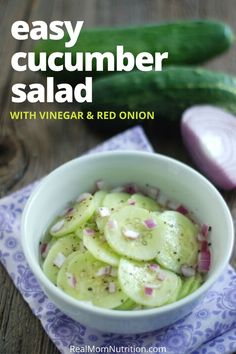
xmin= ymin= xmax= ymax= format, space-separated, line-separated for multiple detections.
xmin=181 ymin=105 xmax=236 ymax=190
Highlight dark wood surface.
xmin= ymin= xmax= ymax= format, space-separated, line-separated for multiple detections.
xmin=0 ymin=1 xmax=236 ymax=353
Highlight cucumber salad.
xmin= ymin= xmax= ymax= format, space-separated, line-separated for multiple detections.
xmin=40 ymin=182 xmax=211 ymax=310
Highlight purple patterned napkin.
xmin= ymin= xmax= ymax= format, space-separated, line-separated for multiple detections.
xmin=0 ymin=126 xmax=236 ymax=354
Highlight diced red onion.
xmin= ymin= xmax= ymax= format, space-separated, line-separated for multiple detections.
xmin=144 ymin=284 xmax=161 ymax=296
xmin=66 ymin=272 xmax=77 ymax=288
xmin=83 ymin=228 xmax=95 ymax=236
xmin=144 ymin=287 xmax=153 ymax=296
xmin=96 ymin=179 xmax=106 ymax=190
xmin=96 ymin=266 xmax=112 ymax=277
xmin=200 ymin=240 xmax=209 ymax=252
xmin=108 ymin=282 xmax=116 ymax=293
xmin=98 ymin=207 xmax=111 ymax=217
xmin=176 ymin=205 xmax=189 ymax=215
xmin=50 ymin=219 xmax=65 ymax=234
xmin=181 ymin=264 xmax=196 ymax=277
xmin=40 ymin=243 xmax=50 ymax=258
xmin=60 ymin=206 xmax=74 ymax=217
xmin=64 ymin=207 xmax=74 ymax=216
xmin=146 ymin=185 xmax=160 ymax=199
xmin=122 ymin=227 xmax=140 ymax=239
xmin=108 ymin=219 xmax=118 ymax=230
xmin=128 ymin=199 xmax=136 ymax=205
xmin=149 ymin=263 xmax=160 ymax=272
xmin=197 ymin=233 xmax=206 ymax=242
xmin=76 ymin=192 xmax=91 ymax=203
xmin=145 ymin=283 xmax=161 ymax=289
xmin=198 ymin=250 xmax=211 ymax=273
xmin=201 ymin=224 xmax=210 ymax=237
xmin=53 ymin=252 xmax=66 ymax=268
xmin=124 ymin=183 xmax=139 ymax=194
xmin=143 ymin=218 xmax=157 ymax=229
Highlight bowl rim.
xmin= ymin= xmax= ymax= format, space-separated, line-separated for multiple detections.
xmin=21 ymin=150 xmax=234 ymax=318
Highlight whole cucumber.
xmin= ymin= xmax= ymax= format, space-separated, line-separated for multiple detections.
xmin=35 ymin=20 xmax=234 ymax=82
xmin=84 ymin=67 xmax=236 ymax=122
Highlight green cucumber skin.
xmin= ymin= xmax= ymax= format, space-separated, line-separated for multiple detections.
xmin=85 ymin=67 xmax=236 ymax=122
xmin=35 ymin=20 xmax=234 ymax=81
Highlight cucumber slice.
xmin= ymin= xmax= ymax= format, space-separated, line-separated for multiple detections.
xmin=118 ymin=259 xmax=181 ymax=307
xmin=102 ymin=192 xmax=130 ymax=210
xmin=165 ymin=277 xmax=182 ymax=304
xmin=143 ymin=276 xmax=182 ymax=307
xmin=104 ymin=206 xmax=160 ymax=261
xmin=190 ymin=274 xmax=203 ymax=293
xmin=59 ymin=252 xmax=128 ymax=308
xmin=76 ymin=219 xmax=98 ymax=239
xmin=83 ymin=231 xmax=120 ymax=266
xmin=155 ymin=211 xmax=198 ymax=273
xmin=152 ymin=211 xmax=161 ymax=217
xmin=75 ymin=227 xmax=83 ymax=239
xmin=178 ymin=276 xmax=195 ymax=299
xmin=50 ymin=195 xmax=95 ymax=237
xmin=178 ymin=274 xmax=203 ymax=300
xmin=128 ymin=193 xmax=161 ymax=211
xmin=95 ymin=214 xmax=108 ymax=233
xmin=57 ymin=251 xmax=83 ymax=298
xmin=93 ymin=190 xmax=108 ymax=208
xmin=115 ymin=298 xmax=137 ymax=310
xmin=43 ymin=235 xmax=82 ymax=284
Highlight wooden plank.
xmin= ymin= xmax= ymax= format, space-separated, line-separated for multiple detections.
xmin=0 ymin=0 xmax=33 ymax=195
xmin=0 ymin=1 xmax=60 ymax=353
xmin=0 ymin=0 xmax=32 ymax=114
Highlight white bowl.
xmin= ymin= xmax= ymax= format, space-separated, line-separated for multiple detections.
xmin=21 ymin=151 xmax=234 ymax=334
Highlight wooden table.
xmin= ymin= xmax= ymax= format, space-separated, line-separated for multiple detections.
xmin=0 ymin=0 xmax=235 ymax=353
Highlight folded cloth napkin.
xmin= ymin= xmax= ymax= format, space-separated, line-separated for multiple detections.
xmin=0 ymin=126 xmax=236 ymax=354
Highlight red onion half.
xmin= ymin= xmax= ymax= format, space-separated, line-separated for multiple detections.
xmin=181 ymin=105 xmax=236 ymax=190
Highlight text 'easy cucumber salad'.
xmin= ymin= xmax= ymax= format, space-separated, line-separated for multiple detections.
xmin=40 ymin=182 xmax=211 ymax=310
